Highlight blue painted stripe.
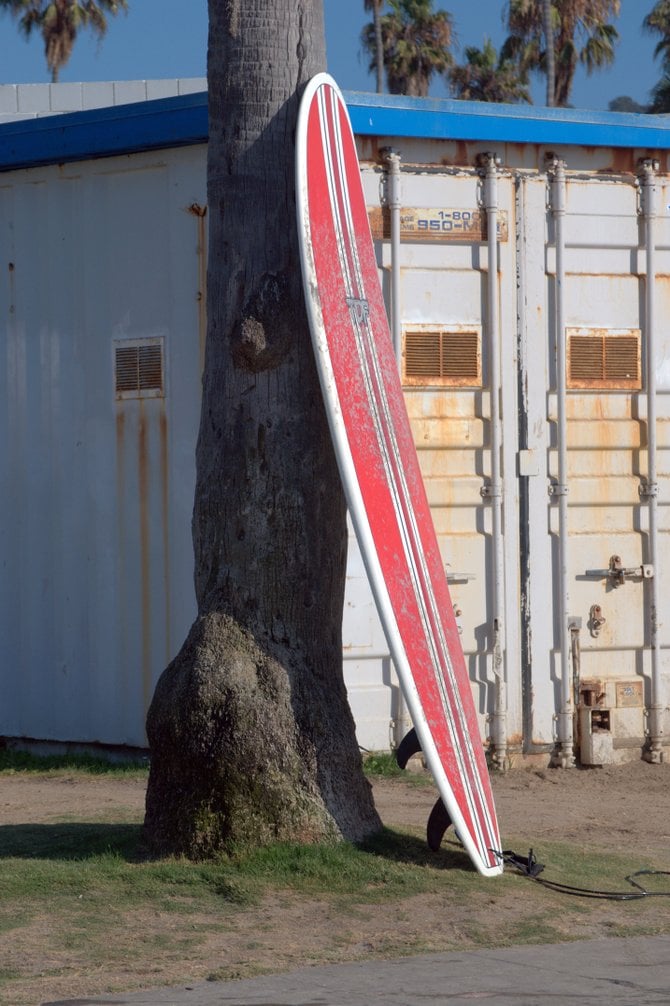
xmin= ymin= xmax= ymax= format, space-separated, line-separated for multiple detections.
xmin=3 ymin=87 xmax=670 ymax=174
xmin=346 ymin=92 xmax=670 ymax=149
xmin=0 ymin=91 xmax=208 ymax=172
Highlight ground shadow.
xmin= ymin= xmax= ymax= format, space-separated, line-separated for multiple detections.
xmin=1 ymin=822 xmax=477 ymax=873
xmin=0 ymin=822 xmax=143 ymax=862
xmin=359 ymin=826 xmax=477 ymax=873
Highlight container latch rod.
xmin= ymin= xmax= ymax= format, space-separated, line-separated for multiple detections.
xmin=584 ymin=555 xmax=654 ymax=587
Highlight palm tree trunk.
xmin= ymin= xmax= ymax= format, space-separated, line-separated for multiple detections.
xmin=542 ymin=0 xmax=555 ymax=106
xmin=374 ymin=0 xmax=384 ymax=93
xmin=143 ymin=0 xmax=381 ymax=858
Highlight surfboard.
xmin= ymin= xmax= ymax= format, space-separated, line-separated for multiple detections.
xmin=295 ymin=73 xmax=502 ymax=878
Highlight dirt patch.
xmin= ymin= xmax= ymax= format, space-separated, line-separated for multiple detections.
xmin=0 ymin=774 xmax=148 ymax=825
xmin=4 ymin=760 xmax=669 ymax=845
xmin=2 ymin=762 xmax=670 ymax=1005
xmin=380 ymin=760 xmax=670 ymax=858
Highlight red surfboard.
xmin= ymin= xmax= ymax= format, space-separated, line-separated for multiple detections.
xmin=296 ymin=74 xmax=502 ymax=877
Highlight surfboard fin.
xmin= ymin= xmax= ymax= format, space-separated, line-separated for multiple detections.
xmin=395 ymin=727 xmax=422 ymax=769
xmin=427 ymin=797 xmax=453 ymax=852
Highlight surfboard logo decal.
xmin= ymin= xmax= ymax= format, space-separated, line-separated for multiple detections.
xmin=345 ymin=297 xmax=370 ymax=325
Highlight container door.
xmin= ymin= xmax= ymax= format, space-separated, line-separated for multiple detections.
xmin=344 ymin=162 xmax=522 ymax=754
xmin=520 ymin=168 xmax=670 ymax=762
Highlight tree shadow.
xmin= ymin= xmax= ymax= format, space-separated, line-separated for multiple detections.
xmin=359 ymin=826 xmax=477 ymax=873
xmin=0 ymin=822 xmax=477 ymax=874
xmin=0 ymin=822 xmax=144 ymax=862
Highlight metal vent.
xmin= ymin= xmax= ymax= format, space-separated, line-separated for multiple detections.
xmin=403 ymin=329 xmax=481 ymax=387
xmin=567 ymin=329 xmax=641 ymax=390
xmin=114 ymin=339 xmax=164 ymax=399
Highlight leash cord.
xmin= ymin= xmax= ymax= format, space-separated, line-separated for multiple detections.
xmin=494 ymin=849 xmax=670 ymax=901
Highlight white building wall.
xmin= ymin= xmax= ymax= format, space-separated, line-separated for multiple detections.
xmin=1 ymin=146 xmax=206 ymax=745
xmin=0 ymin=78 xmax=206 ymax=123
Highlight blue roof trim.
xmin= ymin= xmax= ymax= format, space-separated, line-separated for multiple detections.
xmin=345 ymin=91 xmax=670 ymax=149
xmin=3 ymin=88 xmax=670 ymax=173
xmin=0 ymin=91 xmax=208 ymax=172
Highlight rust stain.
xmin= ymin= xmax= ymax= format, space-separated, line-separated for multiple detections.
xmin=188 ymin=203 xmax=208 ymax=374
xmin=160 ymin=403 xmax=171 ymax=661
xmin=115 ymin=408 xmax=128 ymax=687
xmin=451 ymin=141 xmax=470 ymax=167
xmin=8 ymin=262 xmax=16 ymax=323
xmin=356 ymin=142 xmax=670 ymax=183
xmin=602 ymin=148 xmax=636 ymax=176
xmin=407 ymin=389 xmax=477 ymax=421
xmin=115 ymin=410 xmax=126 ymax=493
xmin=566 ymin=420 xmax=640 ymax=452
xmin=138 ymin=401 xmax=152 ymax=712
xmin=354 ymin=137 xmax=379 ymax=162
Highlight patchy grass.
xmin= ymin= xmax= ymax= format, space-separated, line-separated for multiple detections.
xmin=2 ymin=813 xmax=668 ymax=934
xmin=362 ymin=750 xmax=405 ymax=778
xmin=0 ymin=747 xmax=150 ymax=776
xmin=1 ymin=757 xmax=670 ymax=1004
xmin=362 ymin=750 xmax=431 ymax=784
xmin=0 ymin=821 xmax=478 ymax=911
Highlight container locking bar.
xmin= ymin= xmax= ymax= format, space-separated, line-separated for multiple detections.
xmin=584 ymin=554 xmax=654 ymax=587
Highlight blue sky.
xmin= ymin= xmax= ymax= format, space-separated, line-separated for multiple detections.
xmin=0 ymin=0 xmax=663 ymax=111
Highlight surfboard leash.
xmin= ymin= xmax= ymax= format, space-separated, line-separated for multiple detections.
xmin=391 ymin=733 xmax=670 ymax=897
xmin=496 ymin=848 xmax=670 ymax=901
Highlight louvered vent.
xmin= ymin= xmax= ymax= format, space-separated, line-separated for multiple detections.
xmin=567 ymin=329 xmax=641 ymax=390
xmin=115 ymin=339 xmax=164 ymax=399
xmin=403 ymin=329 xmax=481 ymax=387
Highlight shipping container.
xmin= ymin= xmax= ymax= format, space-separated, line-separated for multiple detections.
xmin=1 ymin=88 xmax=669 ymax=765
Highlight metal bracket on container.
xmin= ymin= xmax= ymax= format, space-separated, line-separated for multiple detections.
xmin=445 ymin=569 xmax=476 ymax=584
xmin=584 ymin=554 xmax=654 ymax=587
xmin=548 ymin=482 xmax=568 ymax=497
xmin=452 ymin=602 xmax=463 ymax=634
xmin=588 ymin=604 xmax=606 ymax=638
xmin=480 ymin=483 xmax=502 ymax=499
xmin=639 ymin=480 xmax=659 ymax=500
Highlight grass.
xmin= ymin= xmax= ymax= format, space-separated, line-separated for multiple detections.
xmin=362 ymin=749 xmax=433 ymax=786
xmin=2 ymin=750 xmax=670 ymax=1003
xmin=0 ymin=746 xmax=410 ymax=780
xmin=0 ymin=822 xmax=478 ymax=908
xmin=1 ymin=749 xmax=667 ymax=906
xmin=0 ymin=747 xmax=150 ymax=776
xmin=2 ymin=814 xmax=667 ymax=927
xmin=362 ymin=750 xmax=405 ymax=777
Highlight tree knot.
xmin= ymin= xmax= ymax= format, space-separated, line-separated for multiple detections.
xmin=232 ymin=271 xmax=295 ymax=373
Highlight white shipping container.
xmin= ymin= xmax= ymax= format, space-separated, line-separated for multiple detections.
xmin=1 ymin=89 xmax=669 ymax=765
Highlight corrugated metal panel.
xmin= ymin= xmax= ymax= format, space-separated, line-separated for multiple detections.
xmin=520 ymin=168 xmax=669 ymax=761
xmin=350 ymin=150 xmax=668 ymax=761
xmin=0 ymin=147 xmax=205 ymax=746
xmin=347 ymin=162 xmax=523 ymax=754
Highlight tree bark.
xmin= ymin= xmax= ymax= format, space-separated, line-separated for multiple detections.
xmin=374 ymin=1 xmax=384 ymax=93
xmin=143 ymin=0 xmax=381 ymax=857
xmin=542 ymin=0 xmax=555 ymax=106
